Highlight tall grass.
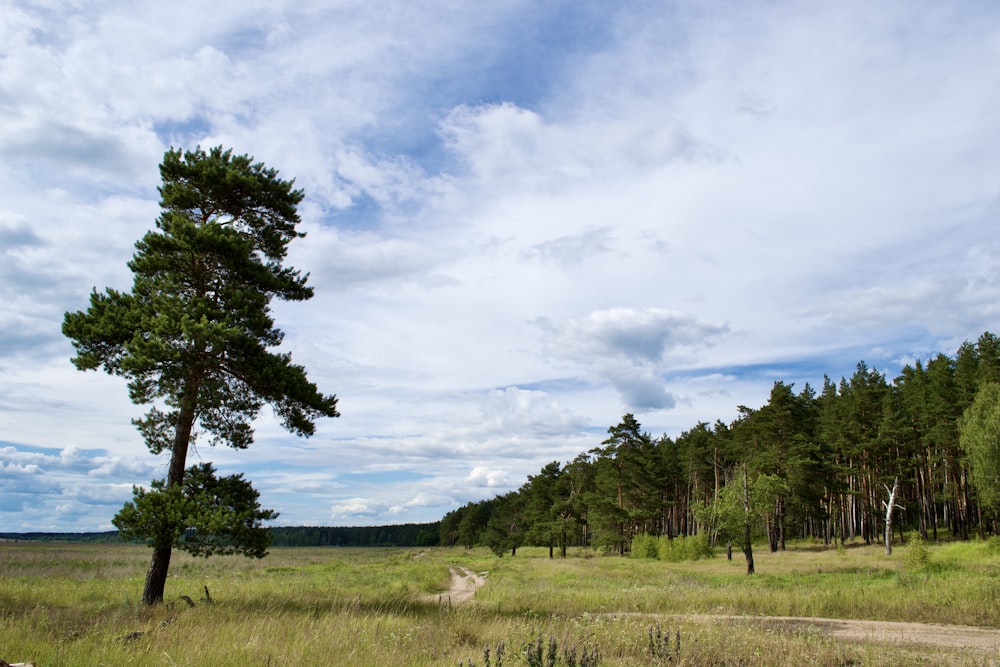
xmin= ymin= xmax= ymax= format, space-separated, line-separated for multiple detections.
xmin=0 ymin=537 xmax=997 ymax=665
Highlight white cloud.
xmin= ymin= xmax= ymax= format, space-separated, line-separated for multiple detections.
xmin=465 ymin=466 xmax=510 ymax=488
xmin=542 ymin=307 xmax=728 ymax=364
xmin=478 ymin=387 xmax=581 ymax=434
xmin=330 ymin=498 xmax=380 ymax=520
xmin=437 ymin=102 xmax=711 ymax=198
xmin=532 ymin=308 xmax=728 ymax=410
xmin=388 ymin=492 xmax=455 ymax=515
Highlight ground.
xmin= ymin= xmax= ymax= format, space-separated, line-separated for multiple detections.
xmin=424 ymin=566 xmax=486 ymax=605
xmin=705 ymin=615 xmax=1000 ymax=654
xmin=435 ymin=565 xmax=1000 ymax=656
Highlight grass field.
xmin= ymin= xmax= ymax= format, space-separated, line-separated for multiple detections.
xmin=1 ymin=537 xmax=998 ymax=665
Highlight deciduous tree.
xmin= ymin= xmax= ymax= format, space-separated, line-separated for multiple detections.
xmin=960 ymin=382 xmax=1000 ymax=517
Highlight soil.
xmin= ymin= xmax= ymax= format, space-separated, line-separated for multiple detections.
xmin=426 ymin=566 xmax=487 ymax=605
xmin=431 ymin=567 xmax=1000 ymax=656
xmin=696 ymin=615 xmax=1000 ymax=655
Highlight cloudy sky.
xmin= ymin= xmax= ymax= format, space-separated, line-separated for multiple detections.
xmin=2 ymin=1 xmax=998 ymax=532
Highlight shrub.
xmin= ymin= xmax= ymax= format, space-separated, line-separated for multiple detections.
xmin=630 ymin=534 xmax=659 ymax=559
xmin=904 ymin=534 xmax=930 ymax=572
xmin=657 ymin=534 xmax=712 ymax=562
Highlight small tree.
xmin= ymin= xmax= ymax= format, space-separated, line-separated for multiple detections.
xmin=697 ymin=468 xmax=787 ymax=575
xmin=63 ymin=146 xmax=339 ymax=604
xmin=114 ymin=462 xmax=276 ymax=558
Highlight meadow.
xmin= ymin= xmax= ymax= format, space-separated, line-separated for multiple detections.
xmin=1 ymin=537 xmax=998 ymax=666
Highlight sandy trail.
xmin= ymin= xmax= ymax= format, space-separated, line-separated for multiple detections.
xmin=427 ymin=566 xmax=486 ymax=604
xmin=429 ymin=568 xmax=1000 ymax=655
xmin=694 ymin=615 xmax=1000 ymax=655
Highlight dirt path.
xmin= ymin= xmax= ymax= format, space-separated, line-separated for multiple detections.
xmin=692 ymin=615 xmax=1000 ymax=655
xmin=428 ymin=569 xmax=1000 ymax=655
xmin=427 ymin=566 xmax=486 ymax=604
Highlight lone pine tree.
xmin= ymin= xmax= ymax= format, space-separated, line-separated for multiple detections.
xmin=63 ymin=146 xmax=339 ymax=605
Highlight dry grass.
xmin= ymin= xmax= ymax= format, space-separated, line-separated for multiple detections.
xmin=0 ymin=538 xmax=998 ymax=665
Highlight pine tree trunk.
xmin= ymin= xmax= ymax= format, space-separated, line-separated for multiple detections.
xmin=742 ymin=464 xmax=754 ymax=575
xmin=141 ymin=380 xmax=198 ymax=605
xmin=143 ymin=545 xmax=172 ymax=605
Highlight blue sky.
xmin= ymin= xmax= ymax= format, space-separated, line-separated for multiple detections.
xmin=1 ymin=0 xmax=998 ymax=531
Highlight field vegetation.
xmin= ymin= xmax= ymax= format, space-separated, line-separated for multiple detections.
xmin=2 ymin=536 xmax=998 ymax=666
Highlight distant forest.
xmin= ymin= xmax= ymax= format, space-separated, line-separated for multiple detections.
xmin=441 ymin=332 xmax=1000 ymax=558
xmin=268 ymin=524 xmax=439 ymax=547
xmin=0 ymin=524 xmax=441 ymax=548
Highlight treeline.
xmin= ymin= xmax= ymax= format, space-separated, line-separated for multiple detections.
xmin=441 ymin=332 xmax=1000 ymax=558
xmin=0 ymin=531 xmax=124 ymax=543
xmin=269 ymin=523 xmax=440 ymax=547
xmin=1 ymin=524 xmax=441 ymax=548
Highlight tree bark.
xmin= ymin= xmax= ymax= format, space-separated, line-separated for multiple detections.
xmin=884 ymin=476 xmax=899 ymax=556
xmin=742 ymin=464 xmax=755 ymax=575
xmin=141 ymin=378 xmax=199 ymax=605
xmin=142 ymin=546 xmax=172 ymax=606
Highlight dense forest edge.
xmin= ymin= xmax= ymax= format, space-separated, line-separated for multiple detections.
xmin=441 ymin=331 xmax=1000 ymax=562
xmin=14 ymin=332 xmax=1000 ymax=559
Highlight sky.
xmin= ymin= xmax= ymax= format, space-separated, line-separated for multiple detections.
xmin=1 ymin=1 xmax=998 ymax=532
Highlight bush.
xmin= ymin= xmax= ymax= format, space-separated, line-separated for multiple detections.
xmin=631 ymin=534 xmax=659 ymax=559
xmin=904 ymin=534 xmax=930 ymax=571
xmin=630 ymin=534 xmax=715 ymax=562
xmin=658 ymin=534 xmax=713 ymax=562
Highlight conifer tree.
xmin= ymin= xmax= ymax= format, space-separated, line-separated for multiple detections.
xmin=63 ymin=146 xmax=339 ymax=604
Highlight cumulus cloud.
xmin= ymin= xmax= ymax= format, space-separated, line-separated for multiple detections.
xmin=465 ymin=466 xmax=510 ymax=488
xmin=478 ymin=386 xmax=582 ymax=434
xmin=291 ymin=228 xmax=451 ymax=291
xmin=0 ymin=219 xmax=42 ymax=247
xmin=388 ymin=492 xmax=454 ymax=515
xmin=330 ymin=498 xmax=381 ymax=520
xmin=534 ymin=308 xmax=729 ymax=410
xmin=0 ymin=444 xmax=157 ymax=485
xmin=438 ymin=102 xmax=711 ymax=196
xmin=549 ymin=307 xmax=728 ymax=363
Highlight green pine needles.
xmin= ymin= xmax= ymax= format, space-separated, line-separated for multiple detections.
xmin=63 ymin=146 xmax=339 ymax=605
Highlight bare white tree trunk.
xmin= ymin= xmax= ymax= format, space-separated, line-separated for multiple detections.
xmin=884 ymin=476 xmax=900 ymax=555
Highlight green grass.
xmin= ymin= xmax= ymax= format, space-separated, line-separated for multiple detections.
xmin=0 ymin=538 xmax=998 ymax=665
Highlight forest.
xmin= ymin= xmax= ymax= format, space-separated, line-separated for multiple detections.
xmin=439 ymin=332 xmax=1000 ymax=560
xmin=0 ymin=524 xmax=441 ymax=548
xmin=268 ymin=524 xmax=440 ymax=547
